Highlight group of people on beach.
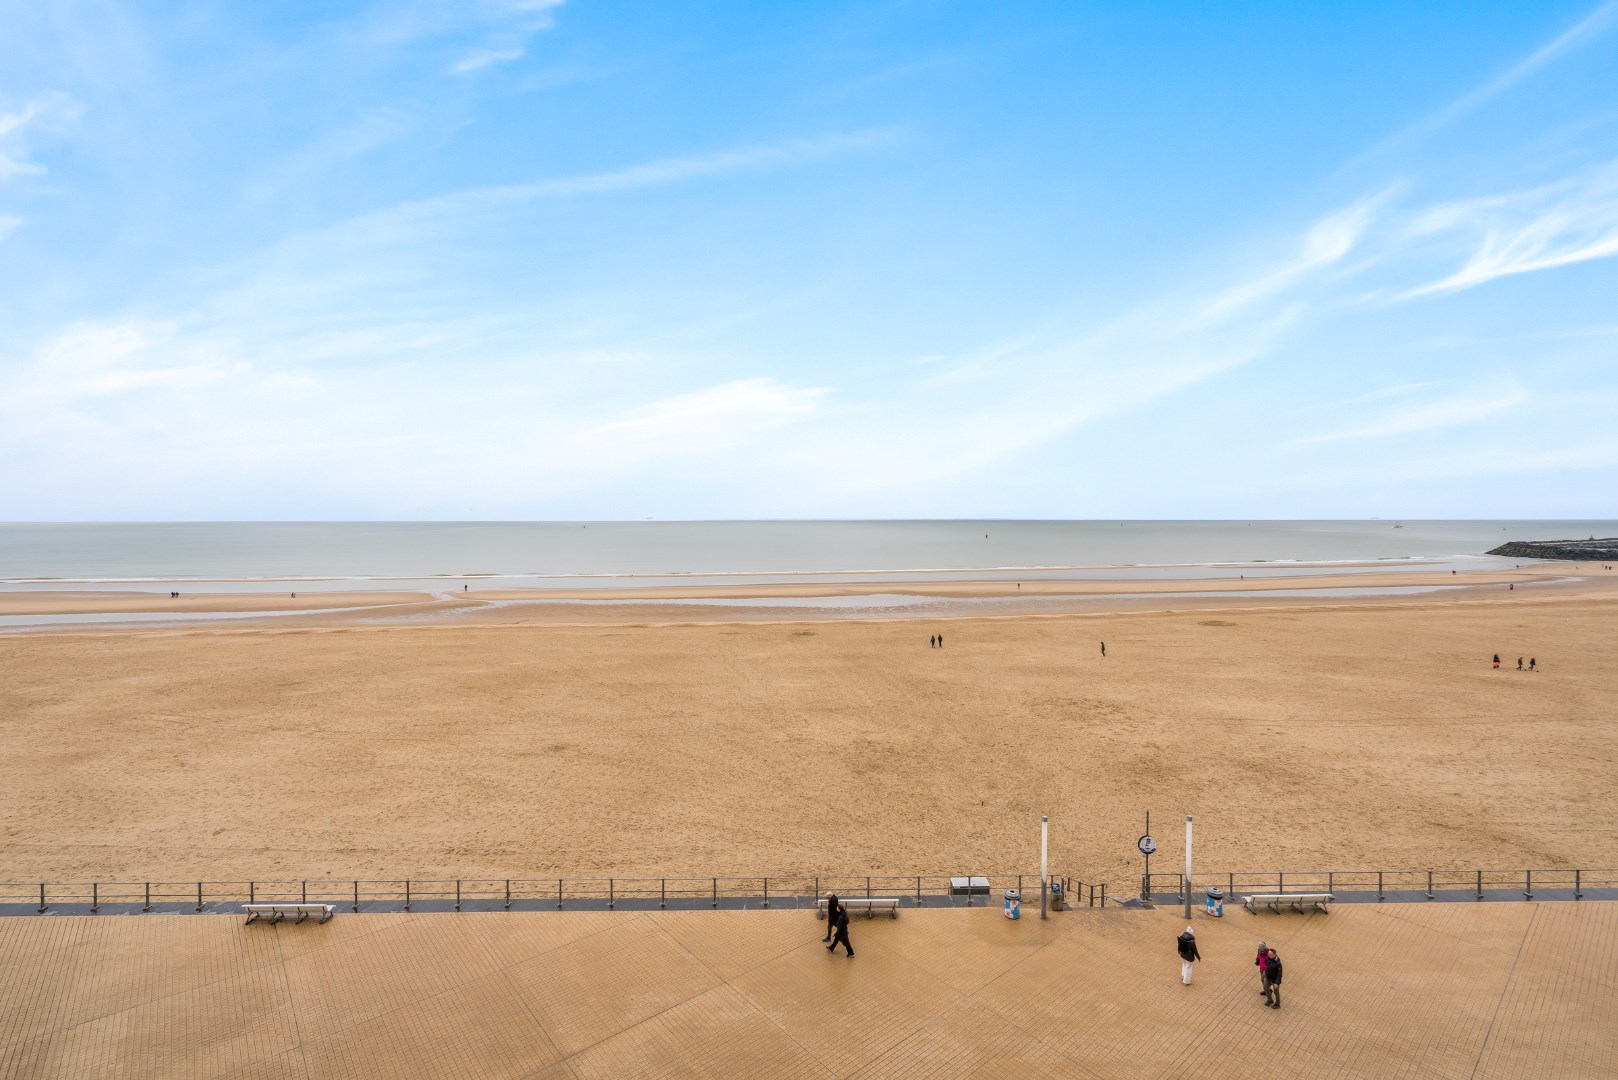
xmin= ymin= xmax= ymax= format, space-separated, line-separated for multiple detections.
xmin=1492 ymin=653 xmax=1537 ymax=671
xmin=928 ymin=634 xmax=944 ymax=648
xmin=1176 ymin=927 xmax=1284 ymax=1008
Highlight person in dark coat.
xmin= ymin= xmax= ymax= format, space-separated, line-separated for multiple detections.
xmin=1177 ymin=926 xmax=1200 ymax=984
xmin=1263 ymin=947 xmax=1283 ymax=1008
xmin=827 ymin=905 xmax=853 ymax=957
xmin=822 ymin=894 xmax=843 ymax=943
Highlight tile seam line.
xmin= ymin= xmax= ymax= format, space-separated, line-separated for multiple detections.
xmin=1468 ymin=901 xmax=1538 ymax=1080
xmin=0 ymin=928 xmax=293 ymax=1051
xmin=951 ymin=918 xmax=1122 ymax=1078
xmin=637 ymin=912 xmax=836 ymax=1078
xmin=271 ymin=922 xmax=314 ymax=1080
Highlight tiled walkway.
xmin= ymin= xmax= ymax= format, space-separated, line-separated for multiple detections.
xmin=2 ymin=901 xmax=1614 ymax=1078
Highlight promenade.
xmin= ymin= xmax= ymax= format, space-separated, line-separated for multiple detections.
xmin=3 ymin=899 xmax=1614 ymax=1078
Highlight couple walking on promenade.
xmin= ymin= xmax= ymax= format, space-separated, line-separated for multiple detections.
xmin=1176 ymin=928 xmax=1284 ymax=1009
xmin=823 ymin=894 xmax=853 ymax=957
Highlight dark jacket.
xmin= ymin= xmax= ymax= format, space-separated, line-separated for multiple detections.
xmin=833 ymin=909 xmax=849 ymax=934
xmin=1176 ymin=933 xmax=1200 ymax=962
xmin=1264 ymin=955 xmax=1283 ymax=984
xmin=826 ymin=897 xmax=843 ymax=923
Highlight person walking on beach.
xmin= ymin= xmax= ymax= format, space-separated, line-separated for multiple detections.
xmin=822 ymin=894 xmax=843 ymax=943
xmin=827 ymin=905 xmax=853 ymax=957
xmin=1254 ymin=940 xmax=1269 ymax=994
xmin=1529 ymin=657 xmax=1537 ymax=671
xmin=929 ymin=634 xmax=936 ymax=648
xmin=1493 ymin=653 xmax=1500 ymax=669
xmin=1517 ymin=657 xmax=1524 ymax=670
xmin=1262 ymin=947 xmax=1283 ymax=1008
xmin=1100 ymin=641 xmax=1106 ymax=658
xmin=1177 ymin=926 xmax=1200 ymax=985
xmin=937 ymin=633 xmax=944 ymax=648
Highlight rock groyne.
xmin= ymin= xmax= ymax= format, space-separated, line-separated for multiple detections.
xmin=1486 ymin=538 xmax=1618 ymax=560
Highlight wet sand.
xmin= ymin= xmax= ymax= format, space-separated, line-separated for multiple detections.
xmin=3 ymin=569 xmax=1615 ymax=889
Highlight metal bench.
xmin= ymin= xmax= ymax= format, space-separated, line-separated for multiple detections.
xmin=1243 ymin=893 xmax=1333 ymax=914
xmin=817 ymin=897 xmax=900 ymax=919
xmin=243 ymin=903 xmax=334 ymax=924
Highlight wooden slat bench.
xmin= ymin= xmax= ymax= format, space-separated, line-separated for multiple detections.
xmin=243 ymin=903 xmax=334 ymax=924
xmin=817 ymin=897 xmax=900 ymax=919
xmin=1242 ymin=893 xmax=1333 ymax=914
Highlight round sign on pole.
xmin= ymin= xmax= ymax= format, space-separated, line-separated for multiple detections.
xmin=1138 ymin=835 xmax=1157 ymax=856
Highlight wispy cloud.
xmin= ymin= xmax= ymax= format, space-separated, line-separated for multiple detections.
xmin=1296 ymin=379 xmax=1528 ymax=445
xmin=446 ymin=0 xmax=566 ymax=75
xmin=1400 ymin=162 xmax=1618 ymax=297
xmin=1358 ymin=0 xmax=1618 ymax=161
xmin=0 ymin=92 xmax=81 ymax=181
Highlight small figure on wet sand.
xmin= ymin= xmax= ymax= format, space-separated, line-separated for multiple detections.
xmin=1529 ymin=657 xmax=1537 ymax=672
xmin=1492 ymin=654 xmax=1500 ymax=669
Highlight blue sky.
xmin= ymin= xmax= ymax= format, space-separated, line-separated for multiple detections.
xmin=2 ymin=1 xmax=1617 ymax=520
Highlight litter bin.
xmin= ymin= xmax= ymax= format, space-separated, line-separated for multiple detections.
xmin=1205 ymin=886 xmax=1224 ymax=918
xmin=1003 ymin=888 xmax=1021 ymax=920
xmin=1049 ymin=879 xmax=1064 ymax=911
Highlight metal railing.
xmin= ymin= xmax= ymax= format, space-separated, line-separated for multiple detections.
xmin=1143 ymin=868 xmax=1618 ymax=903
xmin=0 ymin=872 xmax=1077 ymax=915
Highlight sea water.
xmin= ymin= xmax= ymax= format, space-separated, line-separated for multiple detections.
xmin=1 ymin=520 xmax=1610 ymax=588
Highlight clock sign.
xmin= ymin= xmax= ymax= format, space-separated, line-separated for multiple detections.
xmin=1138 ymin=835 xmax=1157 ymax=856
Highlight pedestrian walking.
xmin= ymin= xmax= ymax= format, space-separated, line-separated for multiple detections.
xmin=1262 ymin=947 xmax=1283 ymax=1008
xmin=1492 ymin=653 xmax=1500 ymax=669
xmin=929 ymin=634 xmax=936 ymax=648
xmin=822 ymin=894 xmax=843 ymax=943
xmin=1177 ymin=926 xmax=1200 ymax=984
xmin=827 ymin=906 xmax=853 ymax=957
xmin=1517 ymin=657 xmax=1524 ymax=670
xmin=937 ymin=633 xmax=944 ymax=648
xmin=1100 ymin=641 xmax=1106 ymax=657
xmin=1529 ymin=657 xmax=1537 ymax=671
xmin=1254 ymin=940 xmax=1269 ymax=993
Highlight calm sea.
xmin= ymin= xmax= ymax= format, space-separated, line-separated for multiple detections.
xmin=1 ymin=520 xmax=1610 ymax=590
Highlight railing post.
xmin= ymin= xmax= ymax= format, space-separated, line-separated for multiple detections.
xmin=38 ymin=883 xmax=46 ymax=914
xmin=1377 ymin=871 xmax=1383 ymax=901
xmin=866 ymin=876 xmax=872 ymax=899
xmin=353 ymin=880 xmax=359 ymax=913
xmin=144 ymin=882 xmax=151 ymax=913
xmin=814 ymin=876 xmax=820 ymax=900
xmin=405 ymin=879 xmax=411 ymax=912
xmin=1425 ymin=870 xmax=1433 ymax=900
xmin=455 ymin=880 xmax=462 ymax=912
xmin=763 ymin=877 xmax=769 ymax=908
xmin=1524 ymin=870 xmax=1532 ymax=901
xmin=301 ymin=881 xmax=307 ymax=904
xmin=197 ymin=882 xmax=204 ymax=912
xmin=1227 ymin=872 xmax=1233 ymax=898
xmin=1328 ymin=872 xmax=1333 ymax=894
xmin=505 ymin=879 xmax=511 ymax=910
xmin=1476 ymin=870 xmax=1483 ymax=901
xmin=917 ymin=876 xmax=923 ymax=908
xmin=609 ymin=878 xmax=614 ymax=910
xmin=711 ymin=878 xmax=717 ymax=909
xmin=92 ymin=882 xmax=99 ymax=914
xmin=1575 ymin=869 xmax=1582 ymax=900
xmin=558 ymin=879 xmax=564 ymax=910
xmin=249 ymin=881 xmax=255 ymax=904
xmin=660 ymin=879 xmax=666 ymax=909
xmin=1100 ymin=883 xmax=1106 ymax=908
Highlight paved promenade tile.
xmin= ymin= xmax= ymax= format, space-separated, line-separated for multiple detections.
xmin=1 ymin=901 xmax=1615 ymax=1078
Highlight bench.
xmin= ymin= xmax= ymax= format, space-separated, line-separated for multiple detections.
xmin=243 ymin=903 xmax=334 ymax=924
xmin=817 ymin=897 xmax=900 ymax=919
xmin=1242 ymin=893 xmax=1333 ymax=914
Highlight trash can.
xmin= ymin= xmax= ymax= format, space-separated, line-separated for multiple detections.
xmin=1003 ymin=888 xmax=1021 ymax=920
xmin=1049 ymin=879 xmax=1064 ymax=911
xmin=1205 ymin=886 xmax=1224 ymax=918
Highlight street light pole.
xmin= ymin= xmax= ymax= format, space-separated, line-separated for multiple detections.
xmin=1183 ymin=814 xmax=1194 ymax=921
xmin=1040 ymin=815 xmax=1049 ymax=920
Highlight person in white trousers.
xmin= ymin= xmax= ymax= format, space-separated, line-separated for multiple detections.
xmin=1177 ymin=926 xmax=1201 ymax=984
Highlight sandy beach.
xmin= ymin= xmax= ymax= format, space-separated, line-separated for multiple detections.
xmin=4 ymin=566 xmax=1617 ymax=891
